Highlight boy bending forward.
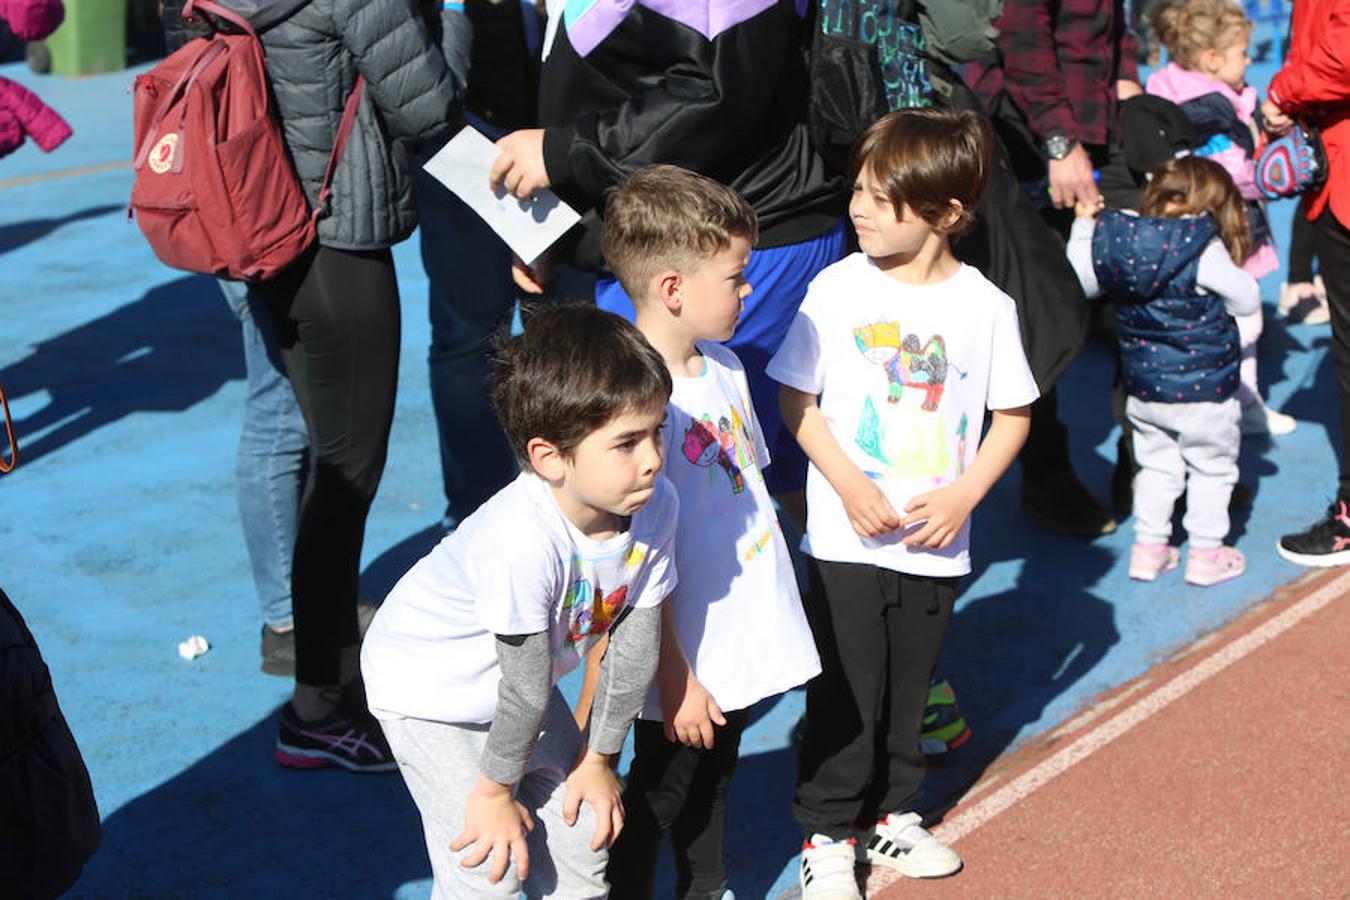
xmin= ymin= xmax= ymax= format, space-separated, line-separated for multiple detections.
xmin=361 ymin=306 xmax=678 ymax=897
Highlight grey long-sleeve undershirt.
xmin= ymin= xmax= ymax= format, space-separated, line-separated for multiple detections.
xmin=480 ymin=604 xmax=661 ymax=785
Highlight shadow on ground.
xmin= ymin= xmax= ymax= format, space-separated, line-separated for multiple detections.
xmin=0 ymin=205 xmax=126 ymax=255
xmin=70 ymin=707 xmax=429 ymax=898
xmin=0 ymin=275 xmax=241 ymax=465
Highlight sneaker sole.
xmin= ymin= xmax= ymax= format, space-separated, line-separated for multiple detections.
xmin=275 ymin=741 xmax=398 ymax=774
xmin=865 ymin=846 xmax=963 ymax=879
xmin=1275 ymin=542 xmax=1350 ymax=568
xmin=1184 ymin=566 xmax=1245 ymax=587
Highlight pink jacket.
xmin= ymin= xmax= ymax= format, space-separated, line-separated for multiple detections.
xmin=0 ymin=76 xmax=72 ymax=158
xmin=1147 ymin=62 xmax=1278 ymax=278
xmin=0 ymin=0 xmax=64 ymax=41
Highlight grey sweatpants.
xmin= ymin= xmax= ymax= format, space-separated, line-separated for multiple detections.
xmin=1127 ymin=396 xmax=1241 ymax=549
xmin=380 ymin=690 xmax=607 ymax=899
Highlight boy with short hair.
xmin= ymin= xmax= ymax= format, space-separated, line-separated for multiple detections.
xmin=360 ymin=304 xmax=678 ymax=897
xmin=767 ymin=108 xmax=1039 ymax=898
xmin=597 ymin=164 xmax=822 ymax=899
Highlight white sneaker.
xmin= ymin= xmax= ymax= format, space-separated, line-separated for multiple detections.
xmin=1240 ymin=400 xmax=1298 ymax=436
xmin=800 ymin=835 xmax=862 ymax=899
xmin=862 ymin=812 xmax=962 ymax=879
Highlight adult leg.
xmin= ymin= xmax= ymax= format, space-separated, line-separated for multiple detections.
xmin=264 ymin=245 xmax=401 ymax=691
xmin=417 ymin=172 xmax=519 ymax=526
xmin=1277 ymin=211 xmax=1350 ymax=565
xmin=220 ymin=279 xmax=307 ymax=639
xmin=794 ymin=559 xmax=889 ymax=840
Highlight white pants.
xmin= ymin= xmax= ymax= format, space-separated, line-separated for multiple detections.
xmin=380 ymin=691 xmax=607 ymax=899
xmin=1128 ymin=396 xmax=1241 ymax=548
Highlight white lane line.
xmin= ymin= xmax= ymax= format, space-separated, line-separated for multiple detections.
xmin=933 ymin=571 xmax=1350 ymax=846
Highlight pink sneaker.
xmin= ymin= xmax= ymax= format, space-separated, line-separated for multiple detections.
xmin=1129 ymin=543 xmax=1180 ymax=581
xmin=1185 ymin=546 xmax=1246 ymax=586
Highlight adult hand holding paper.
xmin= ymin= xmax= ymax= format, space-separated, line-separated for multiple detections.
xmin=422 ymin=126 xmax=581 ymax=266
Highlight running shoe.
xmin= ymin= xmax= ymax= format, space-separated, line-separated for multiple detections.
xmin=1184 ymin=546 xmax=1246 ymax=586
xmin=275 ymin=702 xmax=397 ymax=773
xmin=1278 ymin=501 xmax=1350 ymax=567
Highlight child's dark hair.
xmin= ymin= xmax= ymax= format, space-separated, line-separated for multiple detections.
xmin=601 ymin=164 xmax=759 ymax=300
xmin=490 ymin=304 xmax=673 ymax=469
xmin=1141 ymin=155 xmax=1253 ymax=264
xmin=849 ymin=108 xmax=993 ymax=239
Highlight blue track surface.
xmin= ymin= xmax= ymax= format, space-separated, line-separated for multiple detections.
xmin=0 ymin=21 xmax=1327 ymax=897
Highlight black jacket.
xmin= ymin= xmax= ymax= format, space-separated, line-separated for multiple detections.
xmin=537 ymin=0 xmax=845 ymax=268
xmin=0 ymin=588 xmax=101 ymax=899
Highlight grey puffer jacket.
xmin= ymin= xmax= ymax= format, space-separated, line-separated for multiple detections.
xmin=164 ymin=0 xmax=462 ymax=250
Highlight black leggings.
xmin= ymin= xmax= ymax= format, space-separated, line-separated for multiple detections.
xmin=1289 ymin=195 xmax=1319 ymax=284
xmin=1315 ymin=212 xmax=1350 ymax=498
xmin=262 ymin=245 xmax=401 ymax=686
xmin=609 ymin=711 xmax=749 ymax=900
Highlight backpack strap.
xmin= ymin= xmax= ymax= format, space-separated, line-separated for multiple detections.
xmin=185 ymin=0 xmax=364 ymax=221
xmin=184 ymin=0 xmax=260 ymax=39
xmin=313 ymin=76 xmax=366 ymax=221
xmin=0 ymin=383 xmax=17 ymax=474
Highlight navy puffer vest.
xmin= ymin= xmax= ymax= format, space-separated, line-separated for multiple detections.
xmin=1093 ymin=210 xmax=1240 ymax=402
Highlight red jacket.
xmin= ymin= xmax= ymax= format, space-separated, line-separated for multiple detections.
xmin=1269 ymin=0 xmax=1350 ymax=226
xmin=0 ymin=76 xmax=72 ymax=158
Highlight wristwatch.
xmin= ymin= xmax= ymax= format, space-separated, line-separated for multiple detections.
xmin=1043 ymin=131 xmax=1079 ymax=161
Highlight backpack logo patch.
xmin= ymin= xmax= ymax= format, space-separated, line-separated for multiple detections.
xmin=148 ymin=133 xmax=178 ymax=174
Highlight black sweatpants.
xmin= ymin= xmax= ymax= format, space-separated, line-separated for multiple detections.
xmin=1315 ymin=212 xmax=1350 ymax=498
xmin=261 ymin=245 xmax=401 ymax=687
xmin=608 ymin=710 xmax=749 ymax=900
xmin=794 ymin=558 xmax=957 ymax=840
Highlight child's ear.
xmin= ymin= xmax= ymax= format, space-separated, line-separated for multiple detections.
xmin=939 ymin=199 xmax=966 ymax=233
xmin=1199 ymin=46 xmax=1222 ymax=75
xmin=527 ymin=436 xmax=567 ymax=482
xmin=654 ymin=269 xmax=682 ymax=313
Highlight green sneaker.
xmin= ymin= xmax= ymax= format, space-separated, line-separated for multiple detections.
xmin=920 ymin=680 xmax=971 ymax=756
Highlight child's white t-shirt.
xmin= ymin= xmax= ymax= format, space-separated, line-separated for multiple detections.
xmin=766 ymin=254 xmax=1039 ymax=577
xmin=640 ymin=342 xmax=821 ymax=720
xmin=361 ymin=471 xmax=679 ymax=725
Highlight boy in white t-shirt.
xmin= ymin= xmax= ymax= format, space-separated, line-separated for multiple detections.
xmin=360 ymin=305 xmax=678 ymax=897
xmin=767 ymin=109 xmax=1039 ymax=898
xmin=595 ymin=166 xmax=822 ymax=899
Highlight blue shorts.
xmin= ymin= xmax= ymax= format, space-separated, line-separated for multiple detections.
xmin=596 ymin=220 xmax=847 ymax=494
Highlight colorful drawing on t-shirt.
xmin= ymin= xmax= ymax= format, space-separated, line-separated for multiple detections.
xmin=854 ymin=321 xmax=966 ymax=479
xmin=955 ymin=413 xmax=969 ymax=475
xmin=743 ymin=526 xmax=774 ymax=562
xmin=854 ymin=322 xmax=955 ymax=411
xmin=564 ymin=584 xmax=629 ymax=646
xmin=681 ymin=410 xmax=751 ymax=494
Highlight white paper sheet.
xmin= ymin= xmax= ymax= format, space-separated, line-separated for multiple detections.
xmin=421 ymin=126 xmax=581 ymax=265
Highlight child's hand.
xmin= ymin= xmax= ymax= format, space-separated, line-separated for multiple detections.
xmin=562 ymin=750 xmax=625 ymax=851
xmin=451 ymin=776 xmax=534 ymax=884
xmin=1074 ymin=196 xmax=1104 ymax=220
xmin=898 ymin=482 xmax=977 ymax=550
xmin=490 ymin=128 xmax=549 ymax=200
xmin=661 ymin=672 xmax=727 ymax=749
xmin=1262 ymin=98 xmax=1293 ymax=136
xmin=839 ymin=471 xmax=901 ymax=537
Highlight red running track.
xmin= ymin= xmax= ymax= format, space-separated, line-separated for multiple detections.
xmin=868 ymin=569 xmax=1350 ymax=898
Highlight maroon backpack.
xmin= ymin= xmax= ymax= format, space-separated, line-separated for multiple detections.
xmin=129 ymin=0 xmax=362 ymax=282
